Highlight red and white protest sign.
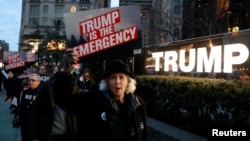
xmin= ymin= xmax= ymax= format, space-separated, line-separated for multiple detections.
xmin=5 ymin=52 xmax=26 ymax=70
xmin=64 ymin=5 xmax=142 ymax=61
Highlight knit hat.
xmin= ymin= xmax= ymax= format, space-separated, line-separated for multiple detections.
xmin=103 ymin=60 xmax=134 ymax=78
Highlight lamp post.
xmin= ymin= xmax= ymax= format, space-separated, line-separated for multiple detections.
xmin=227 ymin=10 xmax=232 ymax=32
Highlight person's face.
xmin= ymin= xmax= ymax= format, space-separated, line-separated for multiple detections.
xmin=73 ymin=63 xmax=80 ymax=70
xmin=108 ymin=73 xmax=128 ymax=99
xmin=53 ymin=67 xmax=59 ymax=74
xmin=28 ymin=76 xmax=41 ymax=89
xmin=39 ymin=66 xmax=46 ymax=74
xmin=83 ymin=72 xmax=90 ymax=80
xmin=8 ymin=71 xmax=14 ymax=78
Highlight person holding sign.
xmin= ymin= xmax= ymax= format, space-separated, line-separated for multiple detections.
xmin=29 ymin=49 xmax=79 ymax=141
xmin=52 ymin=58 xmax=148 ymax=141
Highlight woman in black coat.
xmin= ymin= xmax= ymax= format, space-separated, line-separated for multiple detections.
xmin=56 ymin=60 xmax=148 ymax=141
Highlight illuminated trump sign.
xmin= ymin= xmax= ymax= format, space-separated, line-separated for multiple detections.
xmin=152 ymin=43 xmax=249 ymax=73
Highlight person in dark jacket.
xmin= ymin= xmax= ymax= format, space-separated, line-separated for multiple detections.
xmin=38 ymin=65 xmax=50 ymax=82
xmin=29 ymin=49 xmax=79 ymax=141
xmin=76 ymin=68 xmax=98 ymax=95
xmin=0 ymin=69 xmax=3 ymax=91
xmin=4 ymin=70 xmax=23 ymax=114
xmin=57 ymin=59 xmax=148 ymax=141
xmin=4 ymin=70 xmax=20 ymax=102
xmin=18 ymin=74 xmax=42 ymax=141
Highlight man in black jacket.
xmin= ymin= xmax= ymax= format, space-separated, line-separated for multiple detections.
xmin=29 ymin=49 xmax=79 ymax=141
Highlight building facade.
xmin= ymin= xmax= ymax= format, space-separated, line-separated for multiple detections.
xmin=19 ymin=0 xmax=250 ymax=53
xmin=182 ymin=0 xmax=250 ymax=39
xmin=19 ymin=0 xmax=104 ymax=52
xmin=120 ymin=0 xmax=153 ymax=47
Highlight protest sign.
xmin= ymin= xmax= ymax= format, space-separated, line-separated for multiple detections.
xmin=64 ymin=5 xmax=142 ymax=62
xmin=3 ymin=51 xmax=36 ymax=71
xmin=4 ymin=51 xmax=26 ymax=70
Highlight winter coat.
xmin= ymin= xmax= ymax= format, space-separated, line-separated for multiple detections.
xmin=85 ymin=90 xmax=148 ymax=141
xmin=29 ymin=73 xmax=77 ymax=141
xmin=19 ymin=87 xmax=39 ymax=122
xmin=76 ymin=76 xmax=98 ymax=95
xmin=45 ymin=72 xmax=148 ymax=141
xmin=19 ymin=86 xmax=40 ymax=141
xmin=5 ymin=76 xmax=21 ymax=98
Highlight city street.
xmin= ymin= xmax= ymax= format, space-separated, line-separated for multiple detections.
xmin=0 ymin=90 xmax=21 ymax=141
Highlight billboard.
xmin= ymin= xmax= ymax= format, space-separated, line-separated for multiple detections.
xmin=64 ymin=5 xmax=142 ymax=62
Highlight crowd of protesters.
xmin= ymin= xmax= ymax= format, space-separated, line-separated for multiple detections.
xmin=1 ymin=49 xmax=148 ymax=141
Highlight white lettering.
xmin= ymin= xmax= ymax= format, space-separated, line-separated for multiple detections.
xmin=197 ymin=46 xmax=222 ymax=73
xmin=179 ymin=49 xmax=196 ymax=72
xmin=73 ymin=26 xmax=138 ymax=58
xmin=164 ymin=51 xmax=178 ymax=72
xmin=79 ymin=10 xmax=120 ymax=34
xmin=152 ymin=52 xmax=163 ymax=71
xmin=212 ymin=129 xmax=247 ymax=136
xmin=224 ymin=44 xmax=249 ymax=73
xmin=212 ymin=129 xmax=219 ymax=136
xmin=152 ymin=43 xmax=249 ymax=73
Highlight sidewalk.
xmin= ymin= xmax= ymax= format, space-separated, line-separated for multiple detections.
xmin=0 ymin=90 xmax=21 ymax=141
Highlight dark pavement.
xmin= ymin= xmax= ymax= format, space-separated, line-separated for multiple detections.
xmin=0 ymin=90 xmax=21 ymax=141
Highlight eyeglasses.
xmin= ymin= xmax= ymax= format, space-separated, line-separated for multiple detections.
xmin=29 ymin=79 xmax=38 ymax=82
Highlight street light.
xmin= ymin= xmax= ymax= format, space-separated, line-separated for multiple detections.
xmin=227 ymin=10 xmax=232 ymax=32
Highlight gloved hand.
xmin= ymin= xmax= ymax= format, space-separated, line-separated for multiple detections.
xmin=61 ymin=48 xmax=79 ymax=74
